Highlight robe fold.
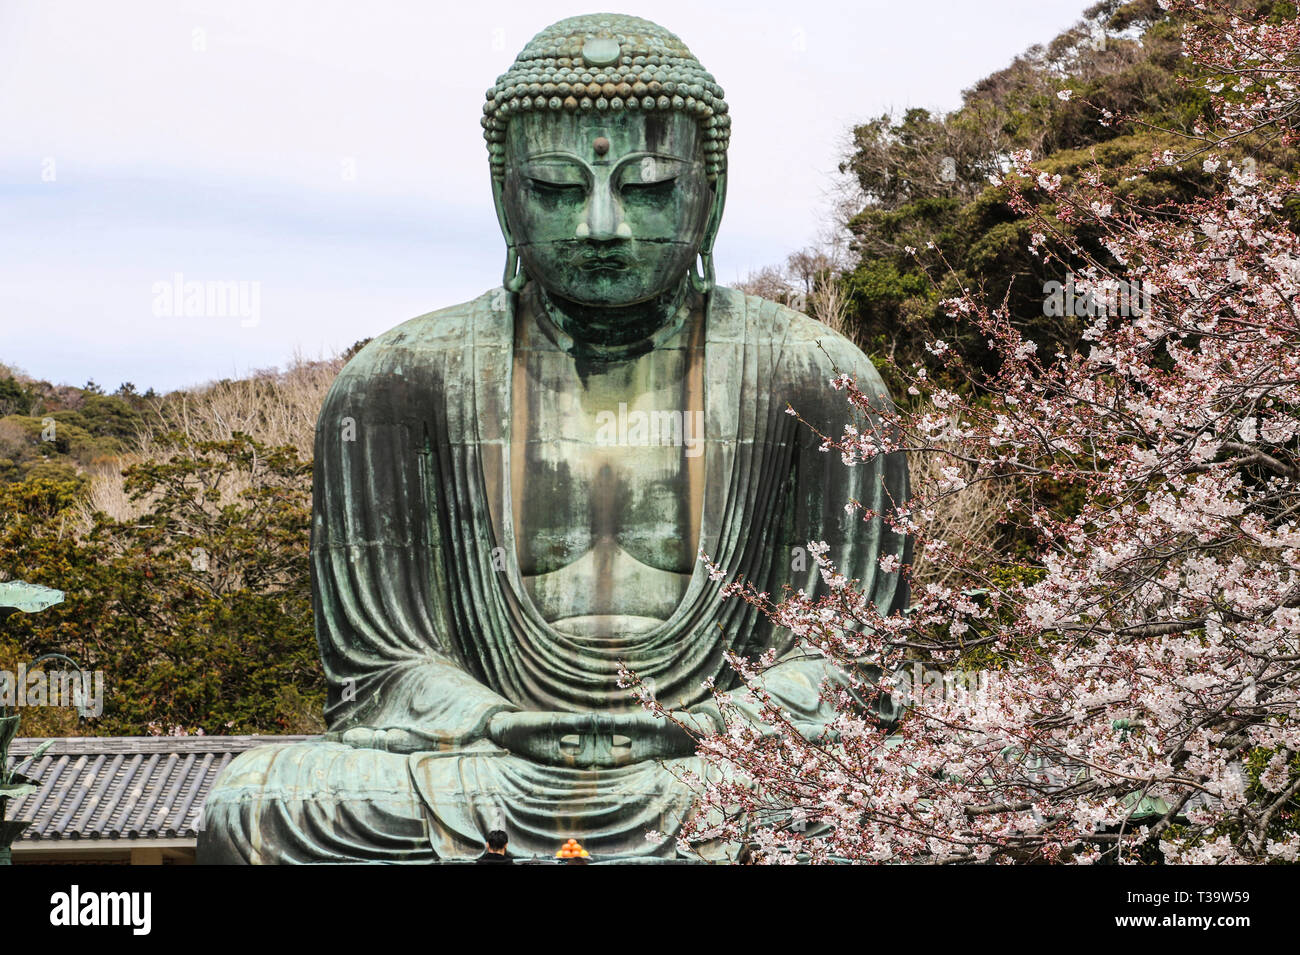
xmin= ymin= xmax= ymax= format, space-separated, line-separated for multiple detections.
xmin=198 ymin=285 xmax=909 ymax=863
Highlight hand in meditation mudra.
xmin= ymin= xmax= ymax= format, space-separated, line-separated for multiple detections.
xmin=199 ymin=14 xmax=908 ymax=863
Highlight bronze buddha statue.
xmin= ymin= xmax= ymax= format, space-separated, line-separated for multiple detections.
xmin=199 ymin=13 xmax=908 ymax=864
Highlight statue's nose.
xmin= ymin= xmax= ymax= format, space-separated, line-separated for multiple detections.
xmin=577 ymin=181 xmax=631 ymax=241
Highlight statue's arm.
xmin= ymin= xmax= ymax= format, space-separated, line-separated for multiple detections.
xmin=691 ymin=654 xmax=890 ymax=743
xmin=697 ymin=313 xmax=909 ymax=740
xmin=310 ymin=334 xmax=520 ymax=754
xmin=319 ymin=655 xmax=518 ymax=754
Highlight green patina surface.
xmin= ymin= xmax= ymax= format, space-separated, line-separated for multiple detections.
xmin=0 ymin=583 xmax=65 ymax=864
xmin=0 ymin=581 xmax=64 ymax=619
xmin=198 ymin=13 xmax=909 ymax=864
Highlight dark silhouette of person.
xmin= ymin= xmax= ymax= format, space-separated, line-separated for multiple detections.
xmin=475 ymin=829 xmax=513 ymax=864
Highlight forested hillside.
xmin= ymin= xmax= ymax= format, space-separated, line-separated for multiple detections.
xmin=0 ymin=352 xmax=367 ymax=737
xmin=751 ymin=0 xmax=1299 ymax=380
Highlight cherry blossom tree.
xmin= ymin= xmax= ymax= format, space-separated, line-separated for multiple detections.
xmin=630 ymin=0 xmax=1300 ymax=864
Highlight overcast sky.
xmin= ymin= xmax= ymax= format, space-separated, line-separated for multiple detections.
xmin=0 ymin=0 xmax=1092 ymax=392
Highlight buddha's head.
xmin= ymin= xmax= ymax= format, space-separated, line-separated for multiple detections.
xmin=482 ymin=15 xmax=729 ymax=310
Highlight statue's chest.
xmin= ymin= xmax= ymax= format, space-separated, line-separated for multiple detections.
xmin=509 ymin=339 xmax=706 ymax=578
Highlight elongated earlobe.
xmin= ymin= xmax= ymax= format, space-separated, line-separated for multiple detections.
xmin=493 ymin=178 xmax=528 ymax=293
xmin=689 ymin=250 xmax=715 ymax=294
xmin=690 ymin=174 xmax=727 ymax=295
xmin=503 ymin=245 xmax=528 ymax=293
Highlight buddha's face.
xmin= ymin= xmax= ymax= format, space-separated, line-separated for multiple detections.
xmin=502 ymin=110 xmax=712 ymax=307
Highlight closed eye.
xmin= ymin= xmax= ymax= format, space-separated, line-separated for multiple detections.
xmin=620 ymin=177 xmax=677 ymax=198
xmin=529 ymin=179 xmax=585 ymax=197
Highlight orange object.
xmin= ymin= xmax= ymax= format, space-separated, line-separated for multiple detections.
xmin=557 ymin=838 xmax=588 ymax=860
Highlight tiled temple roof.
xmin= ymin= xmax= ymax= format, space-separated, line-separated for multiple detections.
xmin=5 ymin=735 xmax=313 ymax=842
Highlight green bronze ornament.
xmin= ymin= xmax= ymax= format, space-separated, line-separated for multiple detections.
xmin=0 ymin=580 xmax=71 ymax=866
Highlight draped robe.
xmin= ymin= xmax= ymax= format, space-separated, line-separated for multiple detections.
xmin=198 ymin=285 xmax=909 ymax=863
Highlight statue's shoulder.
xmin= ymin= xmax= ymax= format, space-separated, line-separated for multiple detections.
xmin=346 ymin=290 xmax=507 ymax=367
xmin=320 ymin=291 xmax=507 ymax=410
xmin=711 ymin=285 xmax=885 ymax=387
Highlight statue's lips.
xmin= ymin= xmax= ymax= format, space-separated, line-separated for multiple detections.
xmin=565 ymin=246 xmax=636 ymax=273
xmin=576 ymin=255 xmax=632 ymax=272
